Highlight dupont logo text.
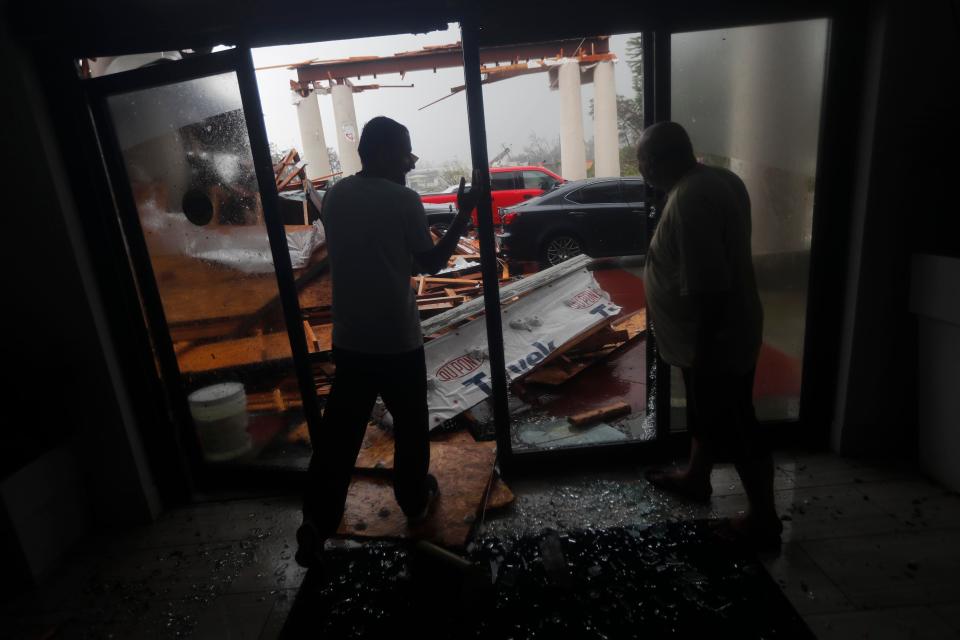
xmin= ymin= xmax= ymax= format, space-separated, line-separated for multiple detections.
xmin=565 ymin=289 xmax=603 ymax=310
xmin=436 ymin=355 xmax=482 ymax=381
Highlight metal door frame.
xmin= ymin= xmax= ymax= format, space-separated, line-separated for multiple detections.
xmin=85 ymin=47 xmax=323 ymax=488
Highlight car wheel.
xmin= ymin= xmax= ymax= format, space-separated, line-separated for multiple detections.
xmin=541 ymin=234 xmax=583 ymax=266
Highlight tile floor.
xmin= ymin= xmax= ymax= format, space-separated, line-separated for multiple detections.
xmin=3 ymin=450 xmax=959 ymax=638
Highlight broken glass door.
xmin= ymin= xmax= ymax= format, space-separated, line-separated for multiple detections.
xmin=87 ymin=49 xmax=321 ymax=475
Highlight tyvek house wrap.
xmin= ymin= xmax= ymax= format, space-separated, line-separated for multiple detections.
xmin=424 ymin=267 xmax=621 ymax=429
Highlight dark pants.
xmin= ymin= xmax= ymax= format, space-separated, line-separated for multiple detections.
xmin=304 ymin=345 xmax=431 ymax=537
xmin=682 ymin=367 xmax=765 ymax=463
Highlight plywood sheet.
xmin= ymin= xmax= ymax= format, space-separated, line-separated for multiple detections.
xmin=337 ymin=430 xmax=496 ymax=549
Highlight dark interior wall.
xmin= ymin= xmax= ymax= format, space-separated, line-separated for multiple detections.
xmin=0 ymin=34 xmax=160 ymax=529
xmin=833 ymin=0 xmax=960 ymax=456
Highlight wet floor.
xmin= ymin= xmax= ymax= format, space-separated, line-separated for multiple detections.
xmin=281 ymin=522 xmax=811 ymax=639
xmin=5 ymin=454 xmax=959 ymax=639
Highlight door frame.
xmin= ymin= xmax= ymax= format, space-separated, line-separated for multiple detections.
xmin=84 ymin=47 xmax=323 ymax=489
xmin=49 ymin=7 xmax=856 ymax=491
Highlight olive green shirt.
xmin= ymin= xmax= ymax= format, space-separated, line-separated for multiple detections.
xmin=643 ymin=164 xmax=763 ymax=373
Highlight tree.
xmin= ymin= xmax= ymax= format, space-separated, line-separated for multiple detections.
xmin=619 ymin=34 xmax=644 ymax=175
xmin=621 ymin=35 xmax=644 ymax=147
xmin=437 ymin=160 xmax=471 ymax=187
xmin=327 ymin=147 xmax=341 ymax=176
xmin=514 ymin=133 xmax=562 ymax=170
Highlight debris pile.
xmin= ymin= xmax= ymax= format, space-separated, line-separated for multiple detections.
xmin=163 ymin=170 xmax=647 ymax=466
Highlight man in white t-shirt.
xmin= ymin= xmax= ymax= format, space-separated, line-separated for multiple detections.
xmin=296 ymin=117 xmax=477 ymax=567
xmin=640 ymin=122 xmax=781 ymax=549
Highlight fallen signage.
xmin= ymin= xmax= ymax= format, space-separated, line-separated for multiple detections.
xmin=424 ymin=266 xmax=621 ymax=428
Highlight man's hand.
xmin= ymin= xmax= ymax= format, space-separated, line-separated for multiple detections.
xmin=456 ymin=175 xmax=479 ymax=216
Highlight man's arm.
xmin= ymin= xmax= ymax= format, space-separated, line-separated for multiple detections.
xmin=414 ymin=177 xmax=479 ymax=275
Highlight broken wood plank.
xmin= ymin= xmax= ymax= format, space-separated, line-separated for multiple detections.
xmin=417 ymin=301 xmax=457 ymax=314
xmin=416 ymin=295 xmax=467 ymax=305
xmin=177 ymin=332 xmax=294 ymax=374
xmin=567 ymin=401 xmax=631 ymax=428
xmin=277 ymin=159 xmax=308 ymax=190
xmin=421 ymin=254 xmax=593 ymax=335
xmin=523 ymin=309 xmax=647 ymax=386
xmin=418 ymin=276 xmax=483 ymax=286
xmin=303 ymin=321 xmax=319 ymax=353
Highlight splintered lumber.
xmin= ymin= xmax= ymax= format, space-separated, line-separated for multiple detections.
xmin=303 ymin=321 xmax=319 ymax=352
xmin=413 ymin=276 xmax=481 ymax=287
xmin=176 ymin=323 xmax=333 ymax=374
xmin=417 ymin=295 xmax=467 ymax=305
xmin=524 ymin=308 xmax=647 ymax=386
xmin=567 ymin=401 xmax=631 ymax=427
xmin=421 ymin=254 xmax=593 ymax=335
xmin=247 ymin=388 xmax=301 ymax=413
xmin=277 ymin=159 xmax=308 ymax=190
xmin=176 ymin=332 xmax=294 ymax=374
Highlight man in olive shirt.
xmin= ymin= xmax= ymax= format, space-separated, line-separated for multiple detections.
xmin=296 ymin=117 xmax=477 ymax=567
xmin=639 ymin=122 xmax=781 ymax=547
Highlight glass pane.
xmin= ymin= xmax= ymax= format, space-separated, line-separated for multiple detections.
xmin=480 ymin=32 xmax=653 ymax=451
xmin=108 ymin=72 xmax=313 ymax=469
xmin=671 ymin=19 xmax=827 ymax=421
xmin=491 ymin=171 xmax=518 ymax=191
xmin=522 ymin=170 xmax=555 ymax=190
xmin=569 ymin=181 xmax=622 ymax=204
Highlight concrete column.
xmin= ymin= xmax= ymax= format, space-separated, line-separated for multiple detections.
xmin=331 ymin=83 xmax=362 ymax=176
xmin=292 ymin=89 xmax=332 ymax=180
xmin=593 ymin=60 xmax=620 ymax=177
xmin=558 ymin=61 xmax=587 ymax=180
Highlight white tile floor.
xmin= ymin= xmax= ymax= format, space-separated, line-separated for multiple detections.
xmin=3 ymin=449 xmax=959 ymax=638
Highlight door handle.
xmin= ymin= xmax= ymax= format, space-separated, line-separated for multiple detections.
xmin=569 ymin=211 xmax=587 ymax=216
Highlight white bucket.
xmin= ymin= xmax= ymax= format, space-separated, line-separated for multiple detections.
xmin=187 ymin=382 xmax=251 ymax=462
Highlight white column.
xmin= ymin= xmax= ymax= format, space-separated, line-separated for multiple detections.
xmin=331 ymin=83 xmax=362 ymax=177
xmin=558 ymin=61 xmax=587 ymax=180
xmin=593 ymin=60 xmax=620 ymax=178
xmin=293 ymin=89 xmax=332 ymax=180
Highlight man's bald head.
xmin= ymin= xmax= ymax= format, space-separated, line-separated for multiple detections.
xmin=636 ymin=122 xmax=697 ymax=191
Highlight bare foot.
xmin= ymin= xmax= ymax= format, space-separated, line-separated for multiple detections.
xmin=645 ymin=468 xmax=713 ymax=503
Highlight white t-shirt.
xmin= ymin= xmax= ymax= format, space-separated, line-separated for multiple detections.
xmin=321 ymin=175 xmax=434 ymax=354
xmin=644 ymin=164 xmax=763 ymax=373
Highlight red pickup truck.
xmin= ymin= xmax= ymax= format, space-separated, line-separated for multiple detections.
xmin=420 ymin=165 xmax=565 ymax=226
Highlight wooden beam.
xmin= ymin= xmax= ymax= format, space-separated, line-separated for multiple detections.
xmin=567 ymin=401 xmax=631 ymax=428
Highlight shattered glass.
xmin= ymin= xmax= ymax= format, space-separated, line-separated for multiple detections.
xmin=107 ymin=73 xmax=311 ymax=468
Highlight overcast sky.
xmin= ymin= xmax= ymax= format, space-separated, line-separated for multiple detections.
xmin=252 ymin=25 xmax=640 ymax=170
